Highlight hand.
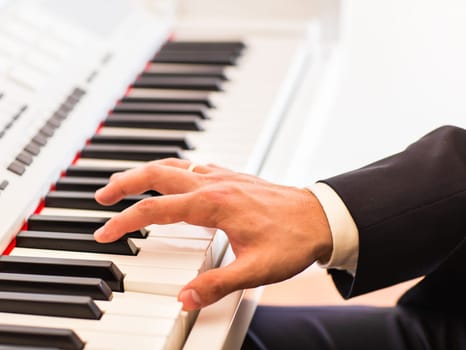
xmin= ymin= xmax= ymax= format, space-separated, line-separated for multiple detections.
xmin=94 ymin=158 xmax=333 ymax=310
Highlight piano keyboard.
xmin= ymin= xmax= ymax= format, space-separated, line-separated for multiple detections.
xmin=0 ymin=1 xmax=316 ymax=349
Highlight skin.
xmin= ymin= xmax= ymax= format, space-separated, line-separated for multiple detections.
xmin=94 ymin=158 xmax=333 ymax=311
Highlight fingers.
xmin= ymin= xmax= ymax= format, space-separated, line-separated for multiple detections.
xmin=94 ymin=190 xmax=221 ymax=242
xmin=177 ymin=257 xmax=262 ymax=311
xmin=95 ymin=160 xmax=201 ymax=205
xmin=94 ymin=194 xmax=191 ymax=242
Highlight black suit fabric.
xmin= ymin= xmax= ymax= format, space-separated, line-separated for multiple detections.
xmin=325 ymin=125 xmax=466 ymax=311
xmin=242 ymin=125 xmax=466 ymax=350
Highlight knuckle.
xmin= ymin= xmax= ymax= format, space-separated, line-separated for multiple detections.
xmin=133 ymin=197 xmax=157 ymax=215
xmin=105 ymin=215 xmax=123 ymax=231
xmin=201 ymin=273 xmax=229 ymax=300
xmin=108 ymin=171 xmax=123 ymax=182
xmin=146 ymin=162 xmax=161 ymax=175
xmin=161 ymin=157 xmax=182 ymax=167
xmin=108 ymin=173 xmax=129 ymax=196
xmin=204 ymin=173 xmax=223 ymax=183
xmin=196 ymin=186 xmax=228 ymax=205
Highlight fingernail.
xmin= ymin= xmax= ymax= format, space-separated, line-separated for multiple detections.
xmin=178 ymin=289 xmax=202 ymax=310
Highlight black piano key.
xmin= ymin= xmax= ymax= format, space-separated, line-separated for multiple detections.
xmin=55 ymin=177 xmax=109 ymax=192
xmin=45 ymin=191 xmax=150 ymax=212
xmin=162 ymin=41 xmax=246 ymax=51
xmin=16 ymin=231 xmax=140 ymax=256
xmin=0 ymin=255 xmax=124 ymax=292
xmin=65 ymin=165 xmax=128 ymax=178
xmin=0 ymin=324 xmax=84 ymax=350
xmin=0 ymin=292 xmax=102 ymax=319
xmin=146 ymin=63 xmax=227 ymax=80
xmin=113 ymin=101 xmax=209 ymax=119
xmin=0 ymin=345 xmax=61 ymax=350
xmin=159 ymin=47 xmax=239 ymax=57
xmin=104 ymin=113 xmax=203 ymax=131
xmin=55 ymin=176 xmax=161 ymax=196
xmin=0 ymin=273 xmax=112 ymax=301
xmin=152 ymin=50 xmax=238 ymax=65
xmin=133 ymin=76 xmax=223 ymax=91
xmin=91 ymin=134 xmax=193 ymax=150
xmin=80 ymin=144 xmax=183 ymax=162
xmin=121 ymin=94 xmax=214 ymax=108
xmin=27 ymin=215 xmax=148 ymax=239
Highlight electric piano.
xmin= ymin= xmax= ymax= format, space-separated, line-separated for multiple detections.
xmin=0 ymin=0 xmax=341 ymax=348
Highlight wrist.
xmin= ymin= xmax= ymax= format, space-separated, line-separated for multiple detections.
xmin=301 ymin=187 xmax=333 ymax=264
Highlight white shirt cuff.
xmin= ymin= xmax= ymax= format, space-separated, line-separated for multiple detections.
xmin=306 ymin=182 xmax=359 ymax=275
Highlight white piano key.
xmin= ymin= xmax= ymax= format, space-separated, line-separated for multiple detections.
xmin=76 ymin=331 xmax=167 ymax=350
xmin=0 ymin=315 xmax=175 ymax=350
xmin=10 ymin=247 xmax=207 ymax=295
xmin=38 ymin=205 xmax=225 ymax=267
xmin=0 ymin=292 xmax=186 ymax=349
xmin=0 ymin=312 xmax=176 ymax=337
xmin=120 ymin=264 xmax=198 ymax=295
xmin=99 ymin=126 xmax=189 ymax=139
xmin=38 ymin=205 xmax=227 ymax=268
xmin=134 ymin=237 xmax=216 ymax=270
xmin=132 ymin=237 xmax=209 ymax=253
xmin=148 ymin=223 xmax=216 ymax=240
xmin=101 ymin=291 xmax=182 ymax=318
xmin=4 ymin=247 xmax=199 ymax=296
xmin=145 ymin=63 xmax=230 ymax=76
xmin=10 ymin=247 xmax=208 ymax=271
xmin=40 ymin=207 xmax=116 ymax=218
xmin=95 ymin=292 xmax=188 ymax=347
xmin=128 ymin=88 xmax=214 ymax=100
xmin=34 ymin=210 xmax=213 ymax=244
xmin=76 ymin=158 xmax=147 ymax=169
xmin=40 ymin=207 xmax=217 ymax=240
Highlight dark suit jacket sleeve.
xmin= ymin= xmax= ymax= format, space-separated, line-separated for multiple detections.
xmin=320 ymin=125 xmax=466 ymax=301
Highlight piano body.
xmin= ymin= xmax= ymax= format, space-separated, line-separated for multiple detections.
xmin=0 ymin=0 xmax=342 ymax=348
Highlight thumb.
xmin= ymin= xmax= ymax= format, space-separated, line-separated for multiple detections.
xmin=177 ymin=259 xmax=257 ymax=311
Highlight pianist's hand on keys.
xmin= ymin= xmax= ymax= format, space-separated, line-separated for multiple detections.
xmin=93 ymin=158 xmax=333 ymax=311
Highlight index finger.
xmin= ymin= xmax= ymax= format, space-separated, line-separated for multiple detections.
xmin=94 ymin=192 xmax=219 ymax=242
xmin=95 ymin=162 xmax=200 ymax=205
